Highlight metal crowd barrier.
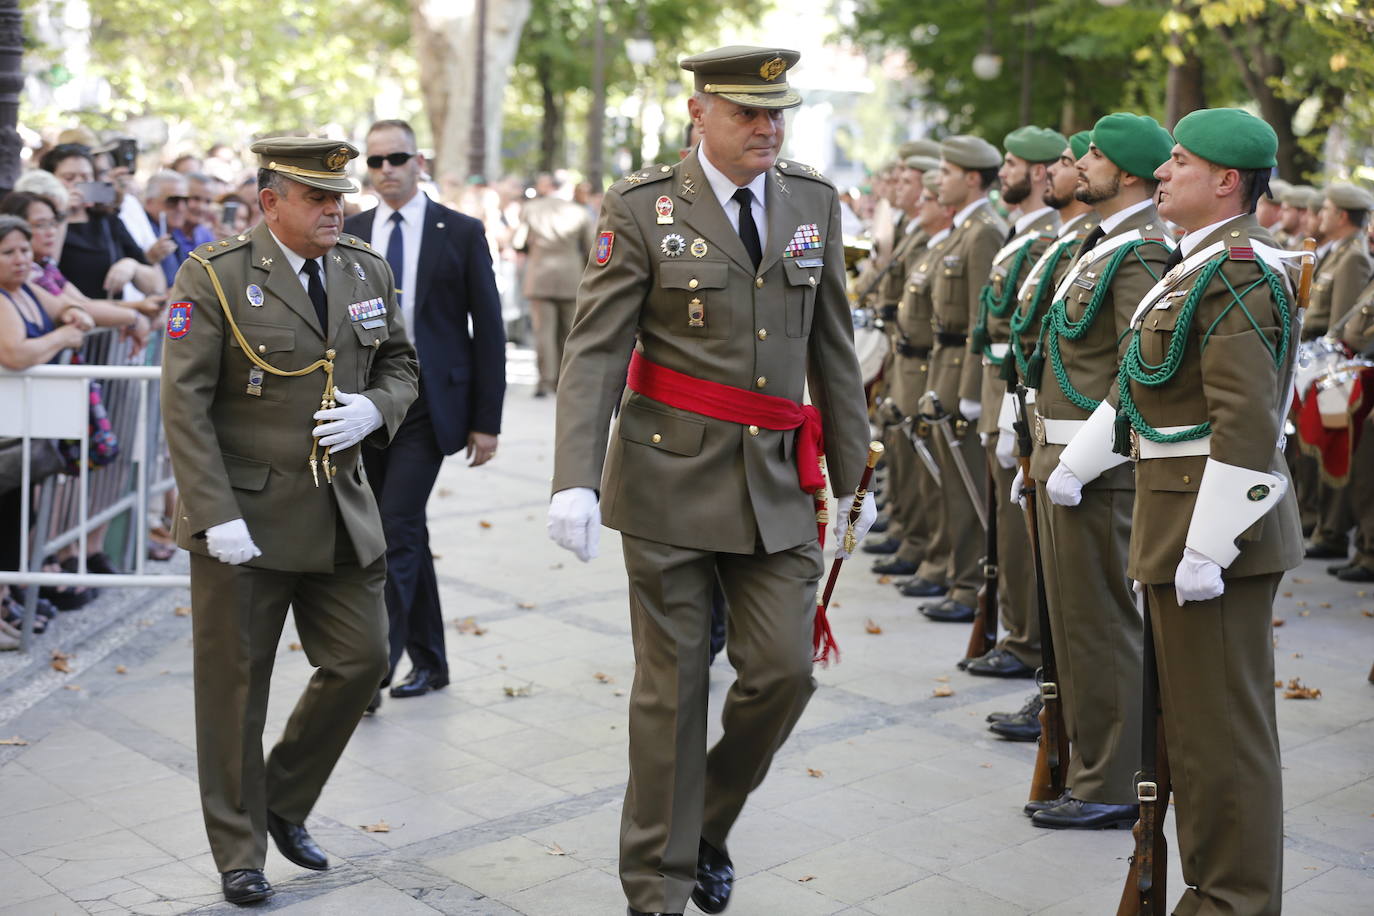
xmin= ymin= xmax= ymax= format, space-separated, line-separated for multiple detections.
xmin=1 ymin=329 xmax=187 ymax=651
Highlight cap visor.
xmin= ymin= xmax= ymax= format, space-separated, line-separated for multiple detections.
xmin=716 ymin=89 xmax=802 ymax=110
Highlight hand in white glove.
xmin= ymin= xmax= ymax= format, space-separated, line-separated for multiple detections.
xmin=958 ymin=397 xmax=983 ymax=422
xmin=1174 ymin=546 xmax=1224 ymax=604
xmin=994 ymin=429 xmax=1016 ymax=469
xmin=1046 ymin=461 xmax=1084 ymax=507
xmin=548 ymin=487 xmax=601 ymax=562
xmin=832 ymin=491 xmax=878 ymax=559
xmin=312 ymin=388 xmax=382 ymax=450
xmin=205 ymin=518 xmax=261 ymax=565
xmin=1009 ymin=465 xmax=1027 ymax=508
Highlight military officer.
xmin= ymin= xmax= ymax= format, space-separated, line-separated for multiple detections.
xmin=1334 ymin=272 xmax=1374 ymax=582
xmin=1069 ymin=108 xmax=1303 ymax=915
xmin=918 ymin=135 xmax=1007 ymax=623
xmin=961 ymin=126 xmax=1063 ymax=677
xmin=1033 ymin=113 xmax=1176 ymax=829
xmin=546 ymin=46 xmax=872 ymax=916
xmin=160 ymin=138 xmax=418 ymax=905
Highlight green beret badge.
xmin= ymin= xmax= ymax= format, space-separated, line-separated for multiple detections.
xmin=1247 ymin=484 xmax=1270 ymax=502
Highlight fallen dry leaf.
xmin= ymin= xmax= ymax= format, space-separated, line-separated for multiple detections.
xmin=798 ymin=875 xmax=816 ymax=883
xmin=1272 ymin=618 xmax=1285 ymax=627
xmin=1358 ymin=590 xmax=1369 ymax=598
xmin=1291 ymin=577 xmax=1309 ymax=584
xmin=864 ymin=618 xmax=883 ymax=634
xmin=63 ymin=684 xmax=81 ymax=691
xmin=159 ymin=670 xmax=170 ymax=675
xmin=359 ymin=820 xmax=391 ymax=833
xmin=1283 ymin=678 xmax=1321 ymax=700
xmin=1299 ymin=610 xmax=1311 ymax=618
xmin=806 ymin=768 xmax=825 ymax=778
xmin=546 ymin=843 xmax=569 ymax=856
xmin=1281 ymin=591 xmax=1293 ymax=598
xmin=174 ymin=605 xmax=191 ymax=617
xmin=1296 ymin=601 xmax=1308 ymax=608
xmin=517 ymin=601 xmax=536 ymax=610
xmin=115 ymin=665 xmax=127 ymax=675
xmin=0 ymin=736 xmax=29 ymax=746
xmin=478 ymin=520 xmax=492 ymax=529
xmin=453 ymin=617 xmax=488 ymax=636
xmin=503 ymin=683 xmax=533 ymax=698
xmin=1274 ymin=680 xmax=1284 ymax=688
xmin=1363 ymin=610 xmax=1374 ymax=618
xmin=832 ymin=601 xmax=842 ymax=608
xmin=593 ymin=672 xmax=615 ymax=684
xmin=877 ymin=575 xmax=893 ymax=585
xmin=613 ymin=689 xmax=625 ymax=697
xmin=51 ymin=657 xmax=71 ymax=674
xmin=934 ymin=675 xmax=950 ymax=683
xmin=550 ymin=563 xmax=563 ymax=570
xmin=980 ymin=762 xmax=993 ymax=769
xmin=1319 ymin=602 xmax=1332 ymax=609
xmin=437 ymin=488 xmax=453 ymax=498
xmin=932 ymin=684 xmax=954 ymax=698
xmin=288 ymin=642 xmax=302 ymax=651
xmin=1292 ymin=652 xmax=1303 ymax=658
xmin=431 ymin=552 xmax=443 ymax=560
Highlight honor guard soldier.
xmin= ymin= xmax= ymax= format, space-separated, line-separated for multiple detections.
xmin=1072 ymin=108 xmax=1304 ymax=914
xmin=547 ymin=46 xmax=872 ymax=916
xmin=1275 ymin=184 xmax=1313 ymax=250
xmin=160 ymin=137 xmax=419 ymax=905
xmin=1334 ymin=269 xmax=1374 ymax=582
xmin=1258 ymin=177 xmax=1292 ymax=240
xmin=920 ymin=135 xmax=1007 ymax=623
xmin=1033 ymin=113 xmax=1176 ymax=829
xmin=962 ymin=126 xmax=1064 ymax=677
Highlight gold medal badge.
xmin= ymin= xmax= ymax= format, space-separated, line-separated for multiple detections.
xmin=760 ymin=57 xmax=786 ymax=81
xmin=325 ymin=147 xmax=350 ymax=170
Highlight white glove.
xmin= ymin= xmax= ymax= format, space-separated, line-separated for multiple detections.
xmin=548 ymin=487 xmax=601 ymax=562
xmin=1046 ymin=461 xmax=1084 ymax=507
xmin=205 ymin=518 xmax=261 ymax=565
xmin=994 ymin=429 xmax=1016 ymax=469
xmin=832 ymin=491 xmax=878 ymax=559
xmin=1132 ymin=579 xmax=1143 ymax=595
xmin=958 ymin=397 xmax=982 ymax=422
xmin=312 ymin=389 xmax=382 ymax=450
xmin=1009 ymin=465 xmax=1026 ymax=508
xmin=979 ymin=432 xmax=990 ymax=447
xmin=1175 ymin=546 xmax=1224 ymax=604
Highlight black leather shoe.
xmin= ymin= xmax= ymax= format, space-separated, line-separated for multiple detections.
xmin=989 ymin=712 xmax=1041 ymax=742
xmin=861 ymin=537 xmax=900 ymax=555
xmin=1023 ymin=788 xmax=1072 ymax=817
xmin=872 ymin=557 xmax=918 ymax=576
xmin=920 ymin=598 xmax=975 ymax=623
xmin=389 ymin=668 xmax=450 ymax=698
xmin=1337 ymin=563 xmax=1374 ymax=582
xmin=690 ymin=839 xmax=734 ymax=914
xmin=222 ymin=869 xmax=273 ymax=905
xmin=1031 ymin=798 xmax=1138 ymax=830
xmin=900 ymin=577 xmax=948 ymax=598
xmin=987 ymin=692 xmax=1041 ymax=723
xmin=869 ymin=512 xmax=891 ymax=533
xmin=266 ymin=810 xmax=328 ymax=870
xmin=365 ymin=689 xmax=382 ymax=714
xmin=965 ymin=648 xmax=1035 ymax=678
xmin=1328 ymin=561 xmax=1351 ymax=576
xmin=1305 ymin=541 xmax=1348 ymax=559
xmin=627 ymin=908 xmax=682 ymax=916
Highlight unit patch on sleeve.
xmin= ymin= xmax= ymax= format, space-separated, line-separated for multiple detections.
xmin=595 ymin=231 xmax=615 ymax=266
xmin=166 ymin=301 xmax=193 ymax=339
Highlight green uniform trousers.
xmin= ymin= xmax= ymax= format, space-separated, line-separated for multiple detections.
xmin=989 ymin=445 xmax=1039 ymax=667
xmin=1037 ymin=485 xmax=1142 ymax=804
xmin=880 ymin=423 xmax=914 ymax=555
xmin=1349 ymin=416 xmax=1374 ymax=572
xmin=619 ymin=532 xmax=822 ymax=914
xmin=1148 ymin=574 xmax=1283 ymax=916
xmin=931 ymin=426 xmax=986 ymax=607
xmin=189 ymin=541 xmax=388 ymax=872
xmin=1312 ymin=477 xmax=1353 ymax=552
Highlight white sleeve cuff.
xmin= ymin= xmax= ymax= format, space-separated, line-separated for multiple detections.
xmin=1184 ymin=458 xmax=1287 ymax=568
xmin=1058 ymin=400 xmax=1129 ymax=484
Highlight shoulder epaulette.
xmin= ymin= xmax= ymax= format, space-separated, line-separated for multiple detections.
xmin=612 ymin=165 xmax=675 ymax=192
xmin=1228 ymin=244 xmax=1256 ymax=261
xmin=340 ymin=234 xmax=385 ymax=260
xmin=778 ymin=159 xmax=831 ymax=185
xmin=195 ymin=234 xmax=250 ymax=259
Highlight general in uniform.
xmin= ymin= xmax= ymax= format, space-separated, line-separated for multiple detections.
xmin=547 ymin=47 xmax=871 ymax=916
xmin=160 ymin=138 xmax=418 ymax=905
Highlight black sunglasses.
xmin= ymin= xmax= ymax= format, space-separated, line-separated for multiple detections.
xmin=366 ymin=152 xmax=416 ymax=169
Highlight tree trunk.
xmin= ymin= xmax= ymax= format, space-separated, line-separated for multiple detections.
xmin=586 ymin=0 xmax=606 ymax=188
xmin=411 ymin=0 xmax=532 ymax=187
xmin=536 ymin=55 xmax=563 ymax=173
xmin=0 ymin=0 xmax=23 ymax=190
xmin=1215 ymin=20 xmax=1304 ymax=179
xmin=1164 ymin=51 xmax=1205 ymax=129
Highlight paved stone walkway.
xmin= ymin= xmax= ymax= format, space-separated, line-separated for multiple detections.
xmin=2 ymin=351 xmax=1372 ymax=914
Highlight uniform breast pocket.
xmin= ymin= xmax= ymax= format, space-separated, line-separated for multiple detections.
xmin=934 ymin=257 xmax=965 ymax=305
xmin=658 ymin=261 xmax=730 ymax=339
xmin=783 ymin=259 xmax=818 ymax=337
xmin=228 ymin=322 xmax=295 ymax=402
xmin=1140 ymin=306 xmax=1180 ymax=366
xmin=350 ymin=319 xmax=391 ymax=387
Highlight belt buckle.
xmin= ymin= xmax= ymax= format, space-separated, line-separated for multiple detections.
xmin=1033 ymin=414 xmax=1046 ymax=447
xmin=1129 ymin=429 xmax=1141 ymax=462
xmin=1137 ymin=780 xmax=1159 ymax=803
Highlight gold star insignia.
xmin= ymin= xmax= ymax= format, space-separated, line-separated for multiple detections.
xmin=333 ymin=255 xmax=344 ymax=264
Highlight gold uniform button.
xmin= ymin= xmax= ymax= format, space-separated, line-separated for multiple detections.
xmin=755 ymin=376 xmax=767 ymax=388
xmin=908 ymin=285 xmax=917 ymax=292
xmin=257 ymin=344 xmax=266 ymax=353
xmin=1182 ymin=474 xmax=1191 ymax=484
xmin=755 ymin=277 xmax=764 ymax=288
xmin=688 ymin=278 xmax=699 ymax=290
xmin=757 ymin=328 xmax=768 ymax=340
xmin=748 ymin=425 xmax=760 ymax=436
xmin=1230 ymin=230 xmax=1240 ymax=238
xmin=808 ymin=276 xmax=817 ymax=287
xmin=660 ymin=165 xmax=671 ymax=173
xmin=778 ymin=161 xmax=789 ymax=169
xmin=651 ymin=433 xmax=662 ymax=444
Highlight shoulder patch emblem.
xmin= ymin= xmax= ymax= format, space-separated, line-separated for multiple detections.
xmin=595 ymin=231 xmax=615 ymax=266
xmin=1247 ymin=484 xmax=1270 ymax=501
xmin=166 ymin=301 xmax=193 ymax=339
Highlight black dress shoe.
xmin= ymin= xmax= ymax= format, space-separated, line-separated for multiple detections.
xmin=987 ymin=692 xmax=1041 ymax=723
xmin=266 ymin=810 xmax=328 ymax=870
xmin=1304 ymin=541 xmax=1348 ymax=559
xmin=1337 ymin=563 xmax=1374 ymax=582
xmin=989 ymin=711 xmax=1041 ymax=742
xmin=365 ymin=689 xmax=382 ymax=714
xmin=1328 ymin=561 xmax=1350 ymax=576
xmin=872 ymin=557 xmax=918 ymax=576
xmin=389 ymin=668 xmax=450 ymax=698
xmin=869 ymin=512 xmax=891 ymax=533
xmin=920 ymin=598 xmax=975 ymax=623
xmin=861 ymin=537 xmax=900 ymax=555
xmin=1023 ymin=788 xmax=1072 ymax=817
xmin=900 ymin=577 xmax=948 ymax=598
xmin=627 ymin=909 xmax=682 ymax=916
xmin=222 ymin=869 xmax=273 ymax=905
xmin=690 ymin=838 xmax=734 ymax=914
xmin=1031 ymin=797 xmax=1138 ymax=830
xmin=965 ymin=648 xmax=1035 ymax=678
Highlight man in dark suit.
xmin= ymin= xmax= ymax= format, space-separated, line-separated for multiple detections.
xmin=344 ymin=119 xmax=506 ymax=710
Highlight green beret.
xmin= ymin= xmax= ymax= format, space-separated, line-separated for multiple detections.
xmin=1172 ymin=108 xmax=1277 ymax=170
xmin=251 ymin=137 xmax=360 ymax=193
xmin=1089 ymin=113 xmax=1174 ymax=179
xmin=1004 ymin=126 xmax=1068 ymax=164
xmin=1265 ymin=177 xmax=1292 ymax=202
xmin=1325 ymin=181 xmax=1374 ymax=212
xmin=904 ymin=155 xmax=941 ymax=173
xmin=680 ymin=45 xmax=801 ymax=110
xmin=898 ymin=139 xmax=942 ymax=160
xmin=1069 ymin=131 xmax=1091 ymax=160
xmin=940 ymin=135 xmax=1001 ymax=170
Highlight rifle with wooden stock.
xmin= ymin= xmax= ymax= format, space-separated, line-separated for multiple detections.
xmin=964 ymin=458 xmax=999 ymax=663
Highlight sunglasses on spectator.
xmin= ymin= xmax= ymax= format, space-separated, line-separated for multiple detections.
xmin=164 ymin=195 xmax=190 ymax=206
xmin=366 ymin=152 xmax=416 ymax=169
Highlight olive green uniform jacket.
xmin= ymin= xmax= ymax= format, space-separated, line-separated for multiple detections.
xmin=1304 ymin=233 xmax=1374 ymax=340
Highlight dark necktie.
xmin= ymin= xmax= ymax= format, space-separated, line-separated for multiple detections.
xmin=301 ymin=258 xmax=327 ymax=330
xmin=1080 ymin=226 xmax=1105 ymax=254
xmin=1162 ymin=244 xmax=1184 ymax=273
xmin=1005 ymin=225 xmax=1017 ymax=245
xmin=386 ymin=211 xmax=404 ymax=307
xmin=732 ymin=187 xmax=762 ymax=271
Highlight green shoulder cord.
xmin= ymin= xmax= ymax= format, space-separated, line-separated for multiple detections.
xmin=1034 ymin=239 xmax=1171 ymax=410
xmin=1112 ymin=254 xmax=1292 ymax=456
xmin=970 ymin=237 xmax=1037 ymax=358
xmin=1006 ymin=238 xmax=1078 ymax=386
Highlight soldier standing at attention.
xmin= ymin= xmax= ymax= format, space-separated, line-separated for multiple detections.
xmin=160 ymin=138 xmax=418 ymax=905
xmin=919 ymin=135 xmax=1007 ymax=623
xmin=1072 ymin=108 xmax=1303 ymax=915
xmin=547 ymin=46 xmax=872 ymax=916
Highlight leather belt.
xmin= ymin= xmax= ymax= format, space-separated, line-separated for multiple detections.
xmin=1131 ymin=428 xmax=1212 ymax=461
xmin=896 ymin=342 xmax=931 ymax=358
xmin=936 ymin=331 xmax=967 ymax=348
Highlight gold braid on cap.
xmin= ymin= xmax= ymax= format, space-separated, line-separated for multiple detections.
xmin=188 ymin=251 xmax=341 ymax=487
xmin=702 ymin=82 xmax=789 ymax=94
xmin=266 ymin=161 xmax=346 ymax=181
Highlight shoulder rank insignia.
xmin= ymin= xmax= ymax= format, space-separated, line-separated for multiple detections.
xmin=1228 ymin=245 xmax=1255 ymax=261
xmin=595 ymin=231 xmax=615 ymax=266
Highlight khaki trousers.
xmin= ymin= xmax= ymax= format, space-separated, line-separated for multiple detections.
xmin=931 ymin=423 xmax=985 ymax=606
xmin=989 ymin=448 xmax=1038 ymax=666
xmin=1037 ymin=485 xmax=1142 ymax=804
xmin=532 ymin=297 xmax=577 ymax=392
xmin=619 ymin=533 xmax=822 ymax=914
xmin=190 ymin=545 xmax=388 ymax=872
xmin=1313 ymin=477 xmax=1353 ymax=551
xmin=1350 ymin=416 xmax=1374 ymax=570
xmin=1147 ymin=574 xmax=1283 ymax=916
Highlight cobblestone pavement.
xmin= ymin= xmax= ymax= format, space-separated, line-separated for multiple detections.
xmin=2 ymin=351 xmax=1372 ymax=914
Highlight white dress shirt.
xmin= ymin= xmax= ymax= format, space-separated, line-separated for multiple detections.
xmin=952 ymin=196 xmax=990 ymax=228
xmin=698 ymin=145 xmax=769 ymax=254
xmin=1097 ymin=197 xmax=1154 ymax=237
xmin=266 ymin=228 xmax=326 ymax=296
xmin=370 ymin=190 xmax=428 ymax=333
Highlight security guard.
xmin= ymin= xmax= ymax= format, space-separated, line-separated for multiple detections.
xmin=920 ymin=135 xmax=1007 ymax=622
xmin=1069 ymin=108 xmax=1303 ymax=915
xmin=161 ymin=137 xmax=418 ymax=905
xmin=546 ymin=46 xmax=871 ymax=916
xmin=1034 ymin=113 xmax=1176 ymax=829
